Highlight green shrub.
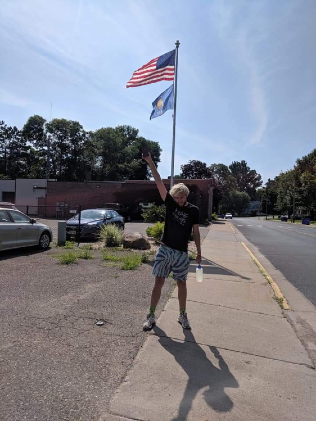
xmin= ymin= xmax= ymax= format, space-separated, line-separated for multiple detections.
xmin=142 ymin=205 xmax=166 ymax=223
xmin=100 ymin=224 xmax=124 ymax=247
xmin=212 ymin=213 xmax=218 ymax=221
xmin=58 ymin=251 xmax=78 ymax=265
xmin=146 ymin=222 xmax=165 ymax=241
xmin=78 ymin=249 xmax=93 ymax=259
xmin=121 ymin=254 xmax=142 ymax=270
xmin=64 ymin=241 xmax=75 ymax=249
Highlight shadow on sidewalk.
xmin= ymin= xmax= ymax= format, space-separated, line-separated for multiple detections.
xmin=153 ymin=326 xmax=239 ymax=420
xmin=188 ymin=258 xmax=251 ymax=280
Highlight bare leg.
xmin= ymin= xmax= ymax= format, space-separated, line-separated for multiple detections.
xmin=150 ymin=276 xmax=165 ymax=307
xmin=177 ymin=280 xmax=187 ymax=310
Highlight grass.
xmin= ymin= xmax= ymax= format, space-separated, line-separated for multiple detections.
xmin=120 ymin=254 xmax=142 ymax=270
xmin=102 ymin=250 xmax=143 ymax=270
xmin=57 ymin=251 xmax=78 ymax=265
xmin=78 ymin=249 xmax=93 ymax=260
xmin=81 ymin=244 xmax=94 ymax=250
xmin=64 ymin=241 xmax=75 ymax=249
xmin=188 ymin=252 xmax=196 ymax=261
xmin=273 ymin=296 xmax=285 ymax=309
xmin=102 ymin=252 xmax=121 ymax=262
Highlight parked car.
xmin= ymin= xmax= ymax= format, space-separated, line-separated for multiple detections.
xmin=0 ymin=202 xmax=16 ymax=209
xmin=0 ymin=206 xmax=52 ymax=251
xmin=101 ymin=203 xmax=131 ymax=221
xmin=225 ymin=213 xmax=233 ymax=219
xmin=66 ymin=208 xmax=125 ymax=240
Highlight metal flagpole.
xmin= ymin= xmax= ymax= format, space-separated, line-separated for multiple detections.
xmin=170 ymin=40 xmax=180 ymax=189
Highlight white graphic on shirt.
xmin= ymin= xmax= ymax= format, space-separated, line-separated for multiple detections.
xmin=172 ymin=208 xmax=188 ymax=226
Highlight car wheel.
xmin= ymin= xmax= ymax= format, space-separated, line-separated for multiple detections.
xmin=38 ymin=232 xmax=51 ymax=249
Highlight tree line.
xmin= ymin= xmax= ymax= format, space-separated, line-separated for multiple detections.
xmin=0 ymin=116 xmax=161 ymax=182
xmin=1 ymin=115 xmax=315 ymax=218
xmin=178 ymin=150 xmax=316 ymax=218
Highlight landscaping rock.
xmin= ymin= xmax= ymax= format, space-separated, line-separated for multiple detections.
xmin=123 ymin=232 xmax=150 ymax=250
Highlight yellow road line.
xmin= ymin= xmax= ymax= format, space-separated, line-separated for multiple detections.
xmin=241 ymin=242 xmax=291 ymax=311
xmin=228 ymin=222 xmax=236 ymax=234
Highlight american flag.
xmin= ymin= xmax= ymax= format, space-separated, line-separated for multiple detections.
xmin=126 ymin=50 xmax=175 ymax=88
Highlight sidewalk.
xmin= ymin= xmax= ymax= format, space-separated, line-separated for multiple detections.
xmin=106 ymin=222 xmax=316 ymax=421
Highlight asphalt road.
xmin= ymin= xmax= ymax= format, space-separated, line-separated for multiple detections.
xmin=230 ymin=217 xmax=316 ymax=307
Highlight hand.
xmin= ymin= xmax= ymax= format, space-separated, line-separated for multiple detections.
xmin=196 ymin=254 xmax=202 ymax=264
xmin=142 ymin=147 xmax=151 ymax=163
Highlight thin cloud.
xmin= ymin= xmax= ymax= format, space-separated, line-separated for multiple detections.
xmin=0 ymin=88 xmax=31 ymax=107
xmin=209 ymin=0 xmax=268 ymax=146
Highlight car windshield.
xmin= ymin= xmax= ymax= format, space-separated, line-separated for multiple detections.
xmin=75 ymin=210 xmax=105 ymax=220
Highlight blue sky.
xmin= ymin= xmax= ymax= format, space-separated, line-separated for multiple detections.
xmin=1 ymin=0 xmax=315 ymax=183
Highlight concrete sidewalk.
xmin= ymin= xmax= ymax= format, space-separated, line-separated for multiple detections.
xmin=106 ymin=221 xmax=316 ymax=421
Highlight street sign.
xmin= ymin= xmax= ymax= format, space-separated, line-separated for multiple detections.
xmin=70 ymin=210 xmax=77 ymax=214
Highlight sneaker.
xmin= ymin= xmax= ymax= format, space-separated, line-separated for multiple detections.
xmin=143 ymin=313 xmax=156 ymax=331
xmin=178 ymin=312 xmax=191 ymax=329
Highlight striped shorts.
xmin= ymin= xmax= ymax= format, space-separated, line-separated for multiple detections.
xmin=152 ymin=244 xmax=190 ymax=282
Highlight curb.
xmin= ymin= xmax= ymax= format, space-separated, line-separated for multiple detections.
xmin=227 ymin=221 xmax=290 ymax=311
xmin=241 ymin=242 xmax=291 ymax=311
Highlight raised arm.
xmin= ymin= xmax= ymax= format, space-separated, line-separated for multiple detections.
xmin=142 ymin=150 xmax=167 ymax=201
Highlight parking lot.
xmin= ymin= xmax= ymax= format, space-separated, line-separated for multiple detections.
xmin=0 ymin=222 xmax=210 ymax=420
xmin=0 ymin=243 xmax=173 ymax=420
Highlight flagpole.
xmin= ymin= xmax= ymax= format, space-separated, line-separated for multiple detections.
xmin=170 ymin=40 xmax=180 ymax=189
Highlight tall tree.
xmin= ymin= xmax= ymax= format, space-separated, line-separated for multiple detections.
xmin=22 ymin=115 xmax=47 ymax=178
xmin=93 ymin=125 xmax=161 ymax=181
xmin=220 ymin=190 xmax=251 ymax=216
xmin=295 ymin=149 xmax=316 ymax=219
xmin=229 ymin=160 xmax=262 ymax=200
xmin=0 ymin=121 xmax=27 ymax=178
xmin=45 ymin=118 xmax=88 ymax=181
xmin=180 ymin=160 xmax=212 ymax=179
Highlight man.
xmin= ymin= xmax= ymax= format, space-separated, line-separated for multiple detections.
xmin=142 ymin=151 xmax=202 ymax=331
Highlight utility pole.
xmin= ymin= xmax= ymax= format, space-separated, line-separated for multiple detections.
xmin=265 ymin=188 xmax=268 ymax=220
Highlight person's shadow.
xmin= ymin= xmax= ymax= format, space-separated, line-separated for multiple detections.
xmin=153 ymin=326 xmax=239 ymax=420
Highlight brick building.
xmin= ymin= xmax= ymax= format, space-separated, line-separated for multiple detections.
xmin=38 ymin=179 xmax=215 ymax=222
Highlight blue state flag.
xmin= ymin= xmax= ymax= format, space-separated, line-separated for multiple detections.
xmin=150 ymin=84 xmax=174 ymax=120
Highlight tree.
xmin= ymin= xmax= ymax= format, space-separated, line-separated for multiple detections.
xmin=180 ymin=160 xmax=212 ymax=179
xmin=295 ymin=149 xmax=316 ymax=219
xmin=22 ymin=115 xmax=48 ymax=178
xmin=45 ymin=118 xmax=88 ymax=181
xmin=22 ymin=115 xmax=46 ymax=148
xmin=229 ymin=160 xmax=262 ymax=200
xmin=257 ymin=179 xmax=278 ymax=216
xmin=221 ymin=190 xmax=251 ymax=216
xmin=92 ymin=125 xmax=161 ymax=181
xmin=0 ymin=121 xmax=28 ymax=178
xmin=209 ymin=163 xmax=237 ymax=212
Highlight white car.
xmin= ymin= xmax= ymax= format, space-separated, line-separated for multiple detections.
xmin=0 ymin=206 xmax=52 ymax=251
xmin=225 ymin=213 xmax=233 ymax=219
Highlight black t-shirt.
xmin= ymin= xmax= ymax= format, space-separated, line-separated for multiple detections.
xmin=161 ymin=193 xmax=199 ymax=252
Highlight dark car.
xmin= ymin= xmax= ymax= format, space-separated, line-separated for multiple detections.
xmin=101 ymin=203 xmax=131 ymax=221
xmin=66 ymin=208 xmax=125 ymax=240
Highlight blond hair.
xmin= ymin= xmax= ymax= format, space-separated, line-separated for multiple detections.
xmin=169 ymin=183 xmax=190 ymax=197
